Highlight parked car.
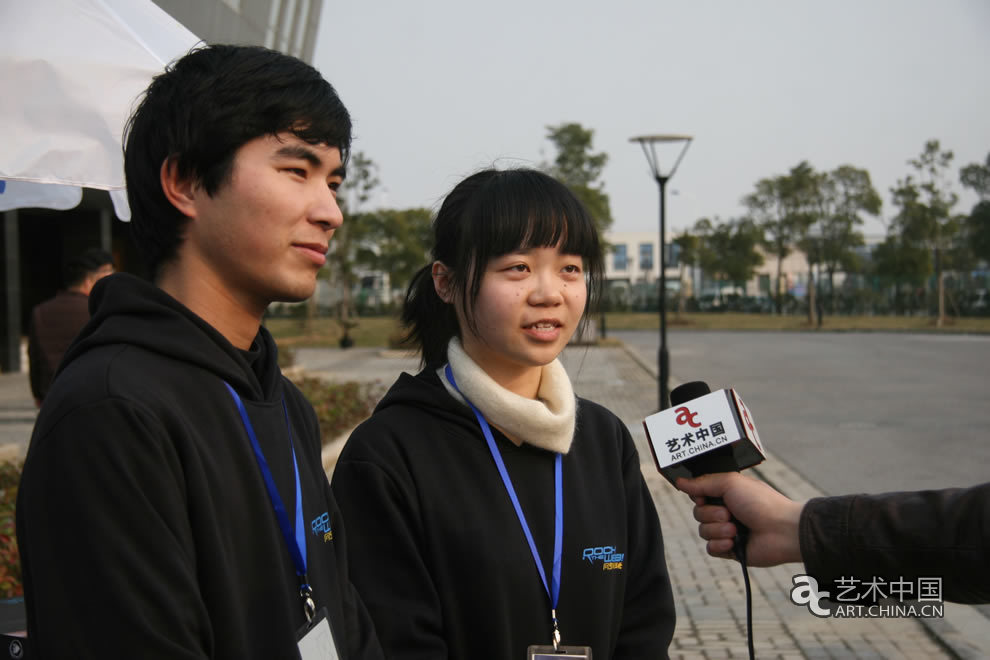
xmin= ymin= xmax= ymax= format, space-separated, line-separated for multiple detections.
xmin=968 ymin=289 xmax=988 ymax=316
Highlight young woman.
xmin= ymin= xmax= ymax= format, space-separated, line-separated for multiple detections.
xmin=332 ymin=168 xmax=675 ymax=658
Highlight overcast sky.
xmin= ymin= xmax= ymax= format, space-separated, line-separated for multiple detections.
xmin=313 ymin=0 xmax=990 ymax=238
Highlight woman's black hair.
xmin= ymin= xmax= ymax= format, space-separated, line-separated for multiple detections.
xmin=123 ymin=44 xmax=352 ymax=279
xmin=402 ymin=168 xmax=604 ymax=366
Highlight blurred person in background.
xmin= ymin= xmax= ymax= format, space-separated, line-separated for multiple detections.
xmin=27 ymin=247 xmax=114 ymax=405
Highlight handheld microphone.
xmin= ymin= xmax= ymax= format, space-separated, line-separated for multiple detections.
xmin=643 ymin=381 xmax=766 ymax=484
xmin=643 ymin=381 xmax=766 ymax=560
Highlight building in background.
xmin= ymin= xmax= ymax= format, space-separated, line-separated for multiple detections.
xmin=604 ymin=231 xmax=681 ymax=310
xmin=151 ymin=0 xmax=324 ymax=62
xmin=606 ymin=228 xmax=809 ymax=309
xmin=605 ymin=230 xmax=814 ymax=311
xmin=604 ymin=230 xmax=895 ymax=313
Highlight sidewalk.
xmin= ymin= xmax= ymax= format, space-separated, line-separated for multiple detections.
xmin=2 ymin=344 xmax=985 ymax=658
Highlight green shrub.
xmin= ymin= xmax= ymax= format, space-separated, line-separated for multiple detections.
xmin=277 ymin=345 xmax=297 ymax=369
xmin=0 ymin=462 xmax=22 ymax=599
xmin=294 ymin=378 xmax=386 ymax=444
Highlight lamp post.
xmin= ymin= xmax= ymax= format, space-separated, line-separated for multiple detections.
xmin=630 ymin=134 xmax=692 ymax=410
xmin=807 ymin=221 xmax=824 ymax=329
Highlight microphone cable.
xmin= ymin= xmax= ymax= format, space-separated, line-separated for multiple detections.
xmin=709 ymin=496 xmax=756 ymax=659
xmin=665 ymin=381 xmax=758 ymax=659
xmin=733 ymin=527 xmax=755 ymax=660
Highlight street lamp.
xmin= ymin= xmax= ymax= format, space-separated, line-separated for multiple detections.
xmin=807 ymin=221 xmax=824 ymax=328
xmin=630 ymin=134 xmax=692 ymax=410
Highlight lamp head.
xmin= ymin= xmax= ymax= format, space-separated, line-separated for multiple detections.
xmin=629 ymin=134 xmax=694 ymax=180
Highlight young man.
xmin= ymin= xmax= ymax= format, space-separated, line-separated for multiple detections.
xmin=16 ymin=45 xmax=383 ymax=659
xmin=27 ymin=248 xmax=114 ymax=405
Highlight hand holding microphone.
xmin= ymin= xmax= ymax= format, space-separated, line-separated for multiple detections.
xmin=643 ymin=381 xmax=767 ymax=561
xmin=644 ymin=381 xmax=772 ymax=658
xmin=677 ymin=472 xmax=805 ymax=567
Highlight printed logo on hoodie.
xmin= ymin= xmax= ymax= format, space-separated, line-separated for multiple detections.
xmin=311 ymin=512 xmax=333 ymax=542
xmin=582 ymin=545 xmax=624 ymax=571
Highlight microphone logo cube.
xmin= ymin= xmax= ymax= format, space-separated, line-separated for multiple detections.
xmin=731 ymin=389 xmax=765 ymax=455
xmin=643 ymin=388 xmax=766 ymax=484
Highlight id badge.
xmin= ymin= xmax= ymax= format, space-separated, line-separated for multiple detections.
xmin=296 ymin=607 xmax=340 ymax=660
xmin=527 ymin=645 xmax=593 ymax=659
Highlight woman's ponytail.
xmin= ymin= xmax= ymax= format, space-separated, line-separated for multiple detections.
xmin=400 ymin=264 xmax=460 ymax=366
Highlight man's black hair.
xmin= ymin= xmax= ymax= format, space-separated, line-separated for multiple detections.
xmin=64 ymin=248 xmax=113 ymax=288
xmin=123 ymin=44 xmax=352 ymax=279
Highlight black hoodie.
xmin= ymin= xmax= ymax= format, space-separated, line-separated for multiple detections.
xmin=331 ymin=367 xmax=676 ymax=659
xmin=16 ymin=273 xmax=383 ymax=660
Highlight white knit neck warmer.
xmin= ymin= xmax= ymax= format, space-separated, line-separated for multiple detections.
xmin=438 ymin=337 xmax=576 ymax=454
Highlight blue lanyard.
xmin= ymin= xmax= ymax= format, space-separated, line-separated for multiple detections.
xmin=444 ymin=365 xmax=564 ymax=644
xmin=224 ymin=381 xmax=315 ymax=621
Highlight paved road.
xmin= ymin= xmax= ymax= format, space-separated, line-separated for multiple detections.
xmin=614 ymin=329 xmax=990 ymax=497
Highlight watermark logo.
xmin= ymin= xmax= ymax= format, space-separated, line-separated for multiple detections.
xmin=790 ymin=574 xmax=944 ymax=618
xmin=790 ymin=575 xmax=832 ymax=616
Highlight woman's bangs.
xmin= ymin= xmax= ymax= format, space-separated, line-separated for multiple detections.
xmin=478 ymin=172 xmax=600 ymax=260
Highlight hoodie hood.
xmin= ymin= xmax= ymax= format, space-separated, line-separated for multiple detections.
xmin=59 ymin=273 xmax=280 ymax=401
xmin=373 ymin=367 xmax=481 ymax=438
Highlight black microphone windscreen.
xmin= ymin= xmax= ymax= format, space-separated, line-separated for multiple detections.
xmin=670 ymin=381 xmax=711 ymax=405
